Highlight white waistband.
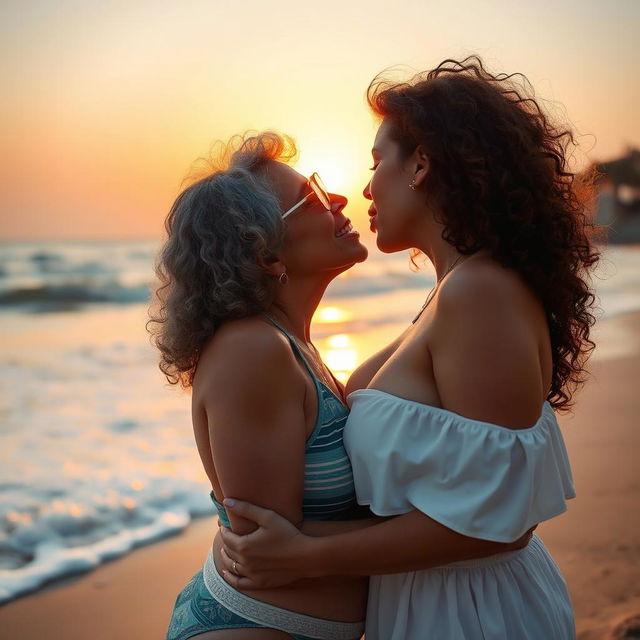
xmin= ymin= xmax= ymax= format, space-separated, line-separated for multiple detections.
xmin=202 ymin=549 xmax=365 ymax=640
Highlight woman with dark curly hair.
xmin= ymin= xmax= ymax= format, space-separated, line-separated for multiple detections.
xmin=219 ymin=57 xmax=599 ymax=639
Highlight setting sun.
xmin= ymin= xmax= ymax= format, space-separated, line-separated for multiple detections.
xmin=295 ymin=139 xmax=361 ymax=196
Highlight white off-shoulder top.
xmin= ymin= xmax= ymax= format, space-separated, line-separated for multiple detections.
xmin=343 ymin=388 xmax=577 ymax=639
xmin=343 ymin=388 xmax=575 ymax=543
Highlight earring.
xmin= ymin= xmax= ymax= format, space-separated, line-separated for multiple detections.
xmin=278 ymin=272 xmax=289 ymax=285
xmin=409 ymin=180 xmax=417 ymax=191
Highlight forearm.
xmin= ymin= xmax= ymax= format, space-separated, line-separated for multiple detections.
xmin=300 ymin=515 xmax=387 ymax=537
xmin=298 ymin=509 xmax=516 ymax=577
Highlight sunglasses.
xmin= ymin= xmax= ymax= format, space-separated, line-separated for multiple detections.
xmin=281 ymin=173 xmax=331 ymax=219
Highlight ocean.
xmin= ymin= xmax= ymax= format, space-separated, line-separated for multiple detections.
xmin=1 ymin=239 xmax=638 ymax=603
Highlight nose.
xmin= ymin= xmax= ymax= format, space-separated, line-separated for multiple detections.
xmin=362 ymin=180 xmax=372 ymax=200
xmin=329 ymin=192 xmax=348 ymax=215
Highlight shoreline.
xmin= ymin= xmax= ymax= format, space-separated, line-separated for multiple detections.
xmin=0 ymin=312 xmax=638 ymax=639
xmin=0 ymin=517 xmax=218 ymax=639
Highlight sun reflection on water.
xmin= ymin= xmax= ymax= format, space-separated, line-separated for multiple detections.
xmin=315 ymin=306 xmax=353 ymax=324
xmin=319 ymin=333 xmax=358 ymax=384
xmin=313 ymin=305 xmax=359 ymax=383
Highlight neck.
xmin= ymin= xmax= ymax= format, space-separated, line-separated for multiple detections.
xmin=267 ymin=273 xmax=335 ymax=343
xmin=411 ymin=221 xmax=466 ymax=280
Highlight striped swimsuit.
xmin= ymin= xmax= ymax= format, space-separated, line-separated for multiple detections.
xmin=166 ymin=314 xmax=363 ymax=640
xmin=212 ymin=313 xmax=358 ymax=526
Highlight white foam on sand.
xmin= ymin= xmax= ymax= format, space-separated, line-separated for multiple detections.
xmin=0 ymin=304 xmax=212 ymax=603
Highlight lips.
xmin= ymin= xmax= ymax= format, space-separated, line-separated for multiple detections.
xmin=335 ymin=218 xmax=354 ymax=237
xmin=368 ymin=207 xmax=377 ymax=232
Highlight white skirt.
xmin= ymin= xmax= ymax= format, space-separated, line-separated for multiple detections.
xmin=365 ymin=535 xmax=575 ymax=639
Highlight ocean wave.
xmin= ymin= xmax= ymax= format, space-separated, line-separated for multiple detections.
xmin=0 ymin=488 xmax=211 ymax=603
xmin=0 ymin=283 xmax=152 ymax=310
xmin=0 ymin=271 xmax=433 ymax=311
xmin=0 ymin=240 xmax=159 ymax=311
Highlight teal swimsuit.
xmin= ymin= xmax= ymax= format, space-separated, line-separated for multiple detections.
xmin=212 ymin=314 xmax=358 ymax=528
xmin=166 ymin=314 xmax=363 ymax=640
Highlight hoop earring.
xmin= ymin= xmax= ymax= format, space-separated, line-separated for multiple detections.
xmin=278 ymin=272 xmax=289 ymax=285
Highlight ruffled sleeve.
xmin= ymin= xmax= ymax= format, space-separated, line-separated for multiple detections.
xmin=343 ymin=389 xmax=575 ymax=542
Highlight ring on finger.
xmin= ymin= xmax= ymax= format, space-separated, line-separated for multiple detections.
xmin=232 ymin=560 xmax=238 ymax=575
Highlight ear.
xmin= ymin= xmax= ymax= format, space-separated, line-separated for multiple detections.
xmin=257 ymin=255 xmax=286 ymax=277
xmin=410 ymin=146 xmax=430 ymax=188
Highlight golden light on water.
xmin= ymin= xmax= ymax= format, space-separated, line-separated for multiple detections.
xmin=315 ymin=306 xmax=353 ymax=324
xmin=69 ymin=504 xmax=83 ymax=517
xmin=162 ymin=512 xmax=186 ymax=527
xmin=327 ymin=334 xmax=351 ymax=349
xmin=63 ymin=460 xmax=82 ymax=476
xmin=122 ymin=498 xmax=137 ymax=510
xmin=320 ymin=333 xmax=358 ymax=384
xmin=5 ymin=511 xmax=32 ymax=525
xmin=314 ymin=306 xmax=359 ymax=382
xmin=324 ymin=347 xmax=357 ymax=376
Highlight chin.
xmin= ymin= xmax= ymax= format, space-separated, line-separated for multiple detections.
xmin=375 ymin=237 xmax=396 ymax=254
xmin=341 ymin=242 xmax=369 ymax=264
xmin=375 ymin=233 xmax=409 ymax=255
xmin=354 ymin=244 xmax=369 ymax=262
xmin=332 ymin=251 xmax=368 ymax=274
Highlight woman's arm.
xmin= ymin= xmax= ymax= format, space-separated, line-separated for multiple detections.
xmin=202 ymin=321 xmax=309 ymax=535
xmin=220 ymin=502 xmax=533 ymax=588
xmin=299 ymin=514 xmax=389 ymax=536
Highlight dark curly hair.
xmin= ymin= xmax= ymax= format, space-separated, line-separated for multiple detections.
xmin=147 ymin=132 xmax=297 ymax=388
xmin=367 ymin=56 xmax=601 ymax=411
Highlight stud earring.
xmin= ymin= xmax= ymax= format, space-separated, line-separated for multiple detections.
xmin=278 ymin=272 xmax=289 ymax=285
xmin=409 ymin=180 xmax=417 ymax=190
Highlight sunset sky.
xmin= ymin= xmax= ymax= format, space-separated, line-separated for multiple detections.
xmin=1 ymin=0 xmax=639 ymax=240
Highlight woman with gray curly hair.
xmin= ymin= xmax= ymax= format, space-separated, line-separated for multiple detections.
xmin=152 ymin=131 xmax=372 ymax=640
xmin=152 ymin=130 xmax=533 ymax=640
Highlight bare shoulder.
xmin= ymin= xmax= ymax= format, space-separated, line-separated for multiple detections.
xmin=201 ymin=316 xmax=292 ymax=361
xmin=431 ymin=256 xmax=548 ymax=429
xmin=436 ymin=257 xmax=534 ymax=317
xmin=194 ymin=316 xmax=300 ymax=400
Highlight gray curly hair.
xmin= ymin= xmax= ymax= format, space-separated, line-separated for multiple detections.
xmin=148 ymin=131 xmax=298 ymax=387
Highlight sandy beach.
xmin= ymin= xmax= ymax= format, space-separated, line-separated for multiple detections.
xmin=1 ymin=312 xmax=638 ymax=640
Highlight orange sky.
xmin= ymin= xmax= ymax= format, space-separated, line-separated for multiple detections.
xmin=1 ymin=0 xmax=639 ymax=239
